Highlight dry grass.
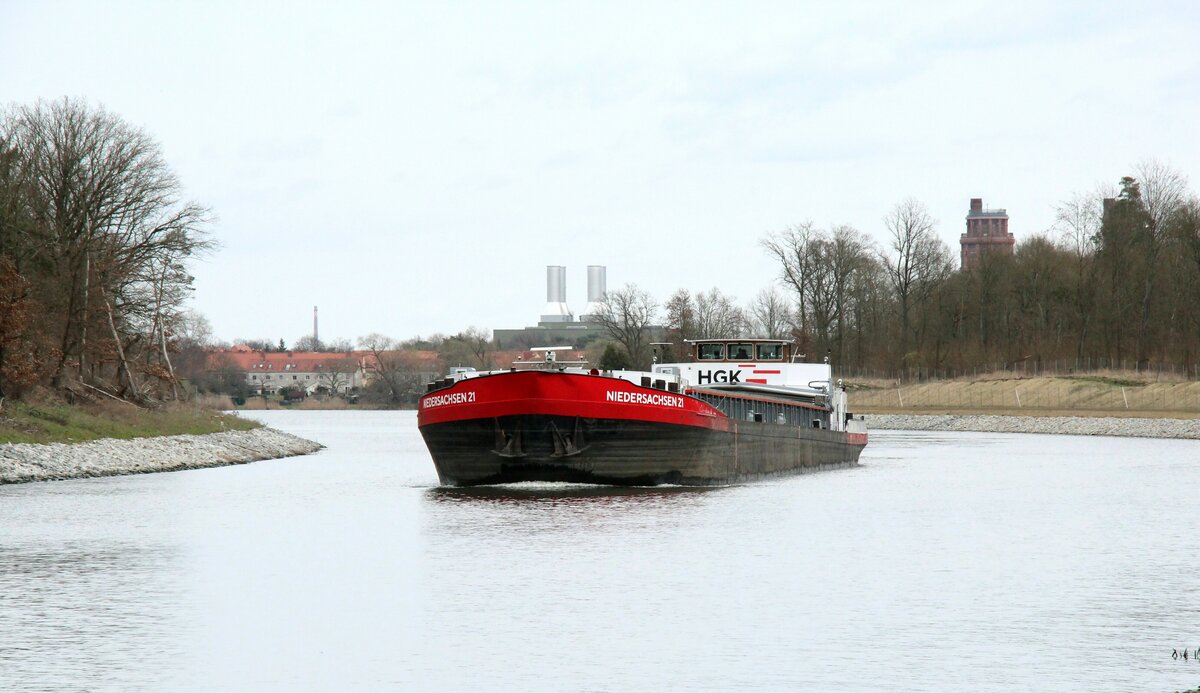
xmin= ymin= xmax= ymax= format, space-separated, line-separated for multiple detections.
xmin=193 ymin=393 xmax=237 ymax=410
xmin=848 ymin=372 xmax=1200 ymax=417
xmin=0 ymin=393 xmax=258 ymax=445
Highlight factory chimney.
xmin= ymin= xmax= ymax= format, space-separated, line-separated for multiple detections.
xmin=540 ymin=265 xmax=572 ymax=323
xmin=313 ymin=306 xmax=319 ymax=348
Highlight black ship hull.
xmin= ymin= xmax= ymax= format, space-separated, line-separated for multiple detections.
xmin=420 ymin=414 xmax=865 ymax=486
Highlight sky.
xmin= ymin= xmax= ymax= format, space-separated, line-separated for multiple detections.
xmin=3 ymin=1 xmax=1198 ymax=345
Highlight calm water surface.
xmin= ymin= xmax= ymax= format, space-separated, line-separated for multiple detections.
xmin=2 ymin=410 xmax=1199 ymax=691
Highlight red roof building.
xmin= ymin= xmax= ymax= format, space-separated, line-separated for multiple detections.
xmin=207 ymin=350 xmax=374 ymax=394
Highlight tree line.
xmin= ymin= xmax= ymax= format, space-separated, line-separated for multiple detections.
xmin=276 ymin=161 xmax=1200 ymax=399
xmin=283 ymin=160 xmax=1200 ymax=394
xmin=593 ymin=160 xmax=1200 ymax=376
xmin=263 ymin=160 xmax=1200 ymax=391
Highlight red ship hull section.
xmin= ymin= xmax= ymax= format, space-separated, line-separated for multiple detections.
xmin=417 ymin=371 xmax=867 ymax=487
xmin=418 ymin=370 xmax=729 ymax=430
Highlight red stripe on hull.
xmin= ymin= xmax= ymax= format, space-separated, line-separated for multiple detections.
xmin=418 ymin=371 xmax=731 ymax=431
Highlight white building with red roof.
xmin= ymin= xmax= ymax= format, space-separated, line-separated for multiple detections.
xmin=210 ymin=348 xmax=372 ymax=395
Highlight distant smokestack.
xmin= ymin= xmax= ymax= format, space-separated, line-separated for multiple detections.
xmin=540 ymin=265 xmax=572 ymax=323
xmin=313 ymin=306 xmax=319 ymax=347
xmin=582 ymin=265 xmax=606 ymax=320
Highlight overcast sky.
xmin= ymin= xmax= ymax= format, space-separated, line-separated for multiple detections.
xmin=3 ymin=1 xmax=1198 ymax=345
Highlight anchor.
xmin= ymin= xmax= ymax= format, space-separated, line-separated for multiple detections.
xmin=549 ymin=418 xmax=588 ymax=457
xmin=492 ymin=419 xmax=526 ymax=458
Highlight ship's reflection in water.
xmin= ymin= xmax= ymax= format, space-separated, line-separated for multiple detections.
xmin=427 ymin=482 xmax=718 ymax=505
xmin=422 ymin=483 xmax=722 ymax=537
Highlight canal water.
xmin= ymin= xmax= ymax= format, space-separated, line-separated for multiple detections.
xmin=2 ymin=411 xmax=1198 ymax=691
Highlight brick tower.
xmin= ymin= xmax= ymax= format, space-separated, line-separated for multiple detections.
xmin=960 ymin=197 xmax=1015 ymax=270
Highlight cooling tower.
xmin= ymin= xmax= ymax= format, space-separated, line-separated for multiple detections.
xmin=581 ymin=265 xmax=606 ymax=320
xmin=540 ymin=265 xmax=572 ymax=323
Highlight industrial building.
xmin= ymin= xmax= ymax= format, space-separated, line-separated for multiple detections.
xmin=493 ymin=265 xmax=610 ymax=348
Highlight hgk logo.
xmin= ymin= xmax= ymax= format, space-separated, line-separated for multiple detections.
xmin=696 ymin=369 xmax=742 ymax=385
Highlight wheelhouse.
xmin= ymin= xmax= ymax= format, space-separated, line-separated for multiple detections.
xmin=687 ymin=339 xmax=795 ymax=363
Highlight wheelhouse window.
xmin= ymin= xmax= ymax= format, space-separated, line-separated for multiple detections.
xmin=698 ymin=343 xmax=725 ymax=360
xmin=756 ymin=343 xmax=783 ymax=361
xmin=728 ymin=343 xmax=753 ymax=361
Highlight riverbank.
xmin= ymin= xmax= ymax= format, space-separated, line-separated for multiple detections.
xmin=848 ymin=372 xmax=1200 ymax=415
xmin=0 ymin=426 xmax=323 ymax=484
xmin=864 ymin=413 xmax=1200 ymax=440
xmin=0 ymin=397 xmax=258 ymax=444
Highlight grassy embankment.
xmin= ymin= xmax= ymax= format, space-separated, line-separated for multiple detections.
xmin=0 ymin=394 xmax=257 ymax=445
xmin=847 ymin=370 xmax=1200 ymax=418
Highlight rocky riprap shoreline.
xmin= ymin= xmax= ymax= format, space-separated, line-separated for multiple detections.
xmin=0 ymin=427 xmax=323 ymax=484
xmin=864 ymin=413 xmax=1200 ymax=440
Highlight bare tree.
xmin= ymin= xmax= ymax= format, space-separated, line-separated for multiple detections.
xmin=663 ymin=289 xmax=695 ymax=337
xmin=234 ymin=338 xmax=279 ymax=352
xmin=1055 ymin=190 xmax=1104 ymax=256
xmin=659 ymin=289 xmax=696 ymax=362
xmin=693 ymin=287 xmax=744 ymax=338
xmin=317 ymin=357 xmax=358 ymax=395
xmin=882 ymin=198 xmax=952 ymax=357
xmin=747 ymin=287 xmax=792 ymax=339
xmin=845 ymin=252 xmax=890 ymax=367
xmin=825 ymin=225 xmax=873 ymax=363
xmin=1137 ymin=159 xmax=1189 ymax=240
xmin=592 ymin=283 xmax=658 ymax=368
xmin=175 ymin=309 xmax=213 ymax=347
xmin=437 ymin=326 xmax=494 ymax=370
xmin=763 ymin=223 xmax=876 ymax=362
xmin=762 ymin=222 xmax=817 ymax=337
xmin=1054 ymin=189 xmax=1105 ymax=359
xmin=170 ymin=309 xmax=216 ymax=391
xmin=459 ymin=326 xmax=493 ymax=369
xmin=359 ymin=333 xmax=400 ymax=401
xmin=1131 ymin=160 xmax=1189 ymax=363
xmin=358 ymin=333 xmax=431 ymax=403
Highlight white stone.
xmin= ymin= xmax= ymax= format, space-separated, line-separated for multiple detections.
xmin=0 ymin=427 xmax=323 ymax=484
xmin=863 ymin=414 xmax=1200 ymax=440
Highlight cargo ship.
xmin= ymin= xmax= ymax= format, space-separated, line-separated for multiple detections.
xmin=417 ymin=339 xmax=867 ymax=486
